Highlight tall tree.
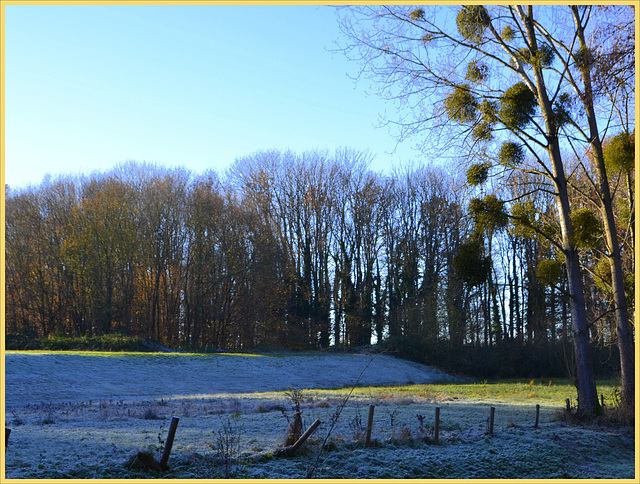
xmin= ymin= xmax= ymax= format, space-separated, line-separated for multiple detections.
xmin=563 ymin=6 xmax=635 ymax=411
xmin=336 ymin=5 xmax=617 ymax=414
xmin=64 ymin=175 xmax=138 ymax=335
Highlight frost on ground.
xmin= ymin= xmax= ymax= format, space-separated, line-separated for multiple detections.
xmin=3 ymin=352 xmax=635 ymax=479
xmin=5 ymin=352 xmax=453 ymax=407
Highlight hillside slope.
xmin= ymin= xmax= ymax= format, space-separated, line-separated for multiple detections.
xmin=5 ymin=352 xmax=455 ymax=407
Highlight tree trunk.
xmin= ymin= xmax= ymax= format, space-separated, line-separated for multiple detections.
xmin=570 ymin=5 xmax=635 ymax=412
xmin=521 ymin=6 xmax=599 ymax=416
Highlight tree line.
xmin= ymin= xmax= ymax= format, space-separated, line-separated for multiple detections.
xmin=5 ymin=145 xmax=631 ymax=376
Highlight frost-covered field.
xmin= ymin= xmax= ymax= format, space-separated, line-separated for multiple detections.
xmin=4 ymin=352 xmax=453 ymax=406
xmin=3 ymin=352 xmax=636 ymax=480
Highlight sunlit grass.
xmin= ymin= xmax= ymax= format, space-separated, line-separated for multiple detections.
xmin=291 ymin=379 xmax=621 ymax=409
xmin=428 ymin=378 xmax=620 ymax=405
xmin=4 ymin=350 xmax=268 ymax=358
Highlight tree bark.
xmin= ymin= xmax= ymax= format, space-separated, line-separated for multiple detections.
xmin=522 ymin=6 xmax=599 ymax=415
xmin=571 ymin=5 xmax=635 ymax=412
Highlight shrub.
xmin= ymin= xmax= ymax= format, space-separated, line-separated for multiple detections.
xmin=7 ymin=332 xmax=148 ymax=352
xmin=5 ymin=332 xmax=41 ymax=350
xmin=143 ymin=407 xmax=161 ymax=420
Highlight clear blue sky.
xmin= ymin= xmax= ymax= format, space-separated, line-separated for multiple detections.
xmin=4 ymin=4 xmax=423 ymax=190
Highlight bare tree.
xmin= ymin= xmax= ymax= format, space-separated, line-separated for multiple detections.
xmin=336 ymin=5 xmax=612 ymax=414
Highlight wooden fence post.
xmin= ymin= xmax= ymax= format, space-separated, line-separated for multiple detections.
xmin=5 ymin=428 xmax=10 ymax=448
xmin=566 ymin=398 xmax=571 ymax=411
xmin=278 ymin=419 xmax=322 ymax=457
xmin=364 ymin=405 xmax=375 ymax=447
xmin=434 ymin=407 xmax=440 ymax=445
xmin=534 ymin=404 xmax=540 ymax=429
xmin=160 ymin=416 xmax=180 ymax=470
xmin=489 ymin=407 xmax=495 ymax=437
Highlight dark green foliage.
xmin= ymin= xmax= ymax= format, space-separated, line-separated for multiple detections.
xmin=510 ymin=200 xmax=537 ymax=238
xmin=421 ymin=33 xmax=434 ymax=44
xmin=6 ymin=333 xmax=147 ymax=351
xmin=510 ymin=200 xmax=558 ymax=242
xmin=466 ymin=60 xmax=489 ymax=83
xmin=409 ymin=8 xmax=425 ymax=21
xmin=444 ymin=84 xmax=477 ymax=123
xmin=472 ymin=122 xmax=493 ymax=141
xmin=499 ymin=82 xmax=537 ymax=130
xmin=573 ymin=46 xmax=594 ymax=70
xmin=498 ymin=141 xmax=525 ymax=167
xmin=515 ymin=44 xmax=555 ymax=68
xmin=603 ymin=131 xmax=634 ymax=174
xmin=468 ymin=194 xmax=508 ymax=233
xmin=570 ymin=207 xmax=603 ymax=250
xmin=594 ymin=257 xmax=634 ymax=303
xmin=5 ymin=332 xmax=42 ymax=350
xmin=44 ymin=334 xmax=147 ymax=351
xmin=536 ymin=259 xmax=562 ymax=286
xmin=540 ymin=221 xmax=559 ymax=241
xmin=456 ymin=5 xmax=491 ymax=44
xmin=593 ymin=257 xmax=612 ymax=293
xmin=614 ymin=198 xmax=632 ymax=232
xmin=501 ymin=25 xmax=515 ymax=42
xmin=552 ymin=93 xmax=573 ymax=128
xmin=472 ymin=100 xmax=498 ymax=141
xmin=466 ymin=162 xmax=490 ymax=186
xmin=624 ymin=273 xmax=635 ymax=304
xmin=453 ymin=238 xmax=490 ymax=287
xmin=479 ymin=100 xmax=498 ymax=122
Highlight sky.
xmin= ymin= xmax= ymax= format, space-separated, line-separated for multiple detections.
xmin=3 ymin=4 xmax=425 ymax=190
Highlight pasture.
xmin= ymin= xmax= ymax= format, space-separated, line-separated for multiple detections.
xmin=3 ymin=351 xmax=635 ymax=480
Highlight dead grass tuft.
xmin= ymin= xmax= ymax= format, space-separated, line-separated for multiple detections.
xmin=255 ymin=402 xmax=286 ymax=413
xmin=124 ymin=451 xmax=163 ymax=472
xmin=311 ymin=399 xmax=332 ymax=409
xmin=143 ymin=407 xmax=161 ymax=420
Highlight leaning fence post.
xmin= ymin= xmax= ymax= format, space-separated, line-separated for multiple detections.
xmin=364 ymin=405 xmax=375 ymax=447
xmin=534 ymin=404 xmax=540 ymax=429
xmin=489 ymin=407 xmax=495 ymax=437
xmin=160 ymin=416 xmax=180 ymax=470
xmin=434 ymin=407 xmax=441 ymax=445
xmin=277 ymin=419 xmax=322 ymax=457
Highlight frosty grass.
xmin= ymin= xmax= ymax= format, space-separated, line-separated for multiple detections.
xmin=3 ymin=352 xmax=635 ymax=479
